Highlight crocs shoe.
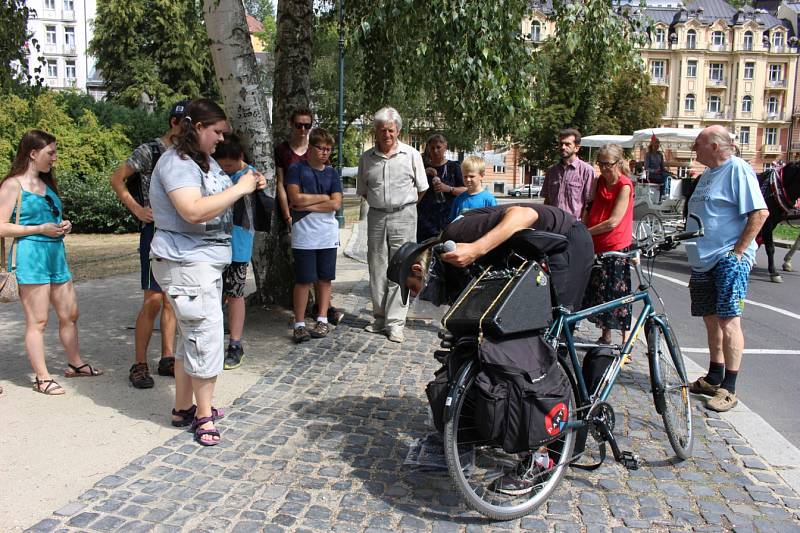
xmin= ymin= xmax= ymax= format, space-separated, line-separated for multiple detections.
xmin=689 ymin=376 xmax=719 ymax=396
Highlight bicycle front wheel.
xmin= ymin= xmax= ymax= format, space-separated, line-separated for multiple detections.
xmin=648 ymin=321 xmax=693 ymax=460
xmin=443 ymin=359 xmax=576 ymax=520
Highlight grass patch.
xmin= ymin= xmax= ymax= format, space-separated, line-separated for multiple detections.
xmin=65 ymin=233 xmax=139 ymax=282
xmin=774 ymin=223 xmax=800 ymax=242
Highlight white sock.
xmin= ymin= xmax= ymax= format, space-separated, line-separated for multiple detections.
xmin=294 ymin=321 xmax=306 ymax=328
xmin=317 ymin=316 xmax=329 ymax=323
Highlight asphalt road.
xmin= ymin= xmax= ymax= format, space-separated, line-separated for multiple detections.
xmin=639 ymin=245 xmax=800 ymax=446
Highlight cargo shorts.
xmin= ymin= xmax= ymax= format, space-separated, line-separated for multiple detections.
xmin=151 ymin=258 xmax=226 ymax=378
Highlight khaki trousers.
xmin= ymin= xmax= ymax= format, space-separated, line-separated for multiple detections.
xmin=366 ymin=204 xmax=417 ymax=332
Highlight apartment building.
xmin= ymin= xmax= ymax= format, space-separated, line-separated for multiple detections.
xmin=529 ymin=0 xmax=800 ymax=171
xmin=24 ymin=0 xmax=103 ymax=98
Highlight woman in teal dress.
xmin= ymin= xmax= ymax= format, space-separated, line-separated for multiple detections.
xmin=0 ymin=130 xmax=102 ymax=395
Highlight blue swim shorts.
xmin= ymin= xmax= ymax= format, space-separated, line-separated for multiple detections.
xmin=689 ymin=253 xmax=751 ymax=318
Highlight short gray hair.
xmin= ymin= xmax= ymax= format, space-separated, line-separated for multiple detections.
xmin=373 ymin=107 xmax=402 ymax=131
xmin=707 ymin=127 xmax=734 ymax=156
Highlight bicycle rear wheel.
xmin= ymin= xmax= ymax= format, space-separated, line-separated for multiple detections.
xmin=443 ymin=359 xmax=576 ymax=520
xmin=648 ymin=321 xmax=693 ymax=460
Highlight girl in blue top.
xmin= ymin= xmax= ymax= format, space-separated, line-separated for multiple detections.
xmin=450 ymin=155 xmax=497 ymax=221
xmin=0 ymin=130 xmax=103 ymax=395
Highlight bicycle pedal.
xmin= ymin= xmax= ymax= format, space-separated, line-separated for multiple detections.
xmin=619 ymin=451 xmax=639 ymax=470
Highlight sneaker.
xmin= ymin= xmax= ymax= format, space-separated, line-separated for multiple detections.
xmin=129 ymin=362 xmax=154 ymax=389
xmin=310 ymin=322 xmax=330 ymax=338
xmin=157 ymin=356 xmax=175 ymax=377
xmin=293 ymin=326 xmax=311 ymax=343
xmin=386 ymin=329 xmax=404 ymax=343
xmin=364 ymin=321 xmax=385 ymax=334
xmin=689 ymin=376 xmax=720 ymax=396
xmin=223 ymin=344 xmax=244 ymax=370
xmin=706 ymin=388 xmax=738 ymax=412
xmin=490 ymin=458 xmax=551 ymax=496
xmin=328 ymin=306 xmax=344 ymax=326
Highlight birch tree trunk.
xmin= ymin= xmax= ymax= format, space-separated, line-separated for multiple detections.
xmin=203 ymin=0 xmax=293 ymax=306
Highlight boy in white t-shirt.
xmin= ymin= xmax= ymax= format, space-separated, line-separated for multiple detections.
xmin=285 ymin=128 xmax=343 ymax=343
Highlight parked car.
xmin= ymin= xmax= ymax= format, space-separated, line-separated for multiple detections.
xmin=509 ymin=182 xmax=543 ymax=197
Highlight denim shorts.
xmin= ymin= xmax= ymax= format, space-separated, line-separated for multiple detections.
xmin=689 ymin=254 xmax=751 ymax=318
xmin=151 ymin=258 xmax=226 ymax=378
xmin=292 ymin=248 xmax=337 ymax=284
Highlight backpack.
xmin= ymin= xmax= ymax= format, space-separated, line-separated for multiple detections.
xmin=126 ymin=140 xmax=164 ymax=206
xmin=472 ymin=334 xmax=571 ymax=454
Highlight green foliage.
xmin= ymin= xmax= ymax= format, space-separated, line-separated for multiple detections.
xmin=0 ymin=0 xmax=43 ymax=93
xmin=245 ymin=0 xmax=277 ymax=50
xmin=90 ymin=0 xmax=218 ymax=107
xmin=0 ymin=93 xmax=136 ymax=233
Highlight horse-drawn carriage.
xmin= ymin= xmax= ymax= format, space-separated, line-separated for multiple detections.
xmin=632 ymin=175 xmax=687 ymax=243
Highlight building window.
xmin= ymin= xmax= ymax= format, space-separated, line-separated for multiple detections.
xmin=493 ymin=182 xmax=505 ymax=194
xmin=773 ymin=32 xmax=784 ymax=48
xmin=707 ymin=95 xmax=721 ymax=113
xmin=743 ymin=31 xmax=753 ymax=51
xmin=654 ymin=27 xmax=665 ymax=46
xmin=768 ymin=64 xmax=783 ymax=81
xmin=46 ymin=26 xmax=57 ymax=45
xmin=743 ymin=62 xmax=755 ymax=80
xmin=684 ymin=94 xmax=696 ymax=112
xmin=709 ymin=63 xmax=724 ymax=81
xmin=650 ymin=60 xmax=664 ymax=79
xmin=44 ymin=0 xmax=55 ymax=10
xmin=687 ymin=60 xmax=697 ymax=77
xmin=65 ymin=60 xmax=76 ymax=80
xmin=64 ymin=27 xmax=75 ymax=46
xmin=530 ymin=21 xmax=541 ymax=42
xmin=742 ymin=95 xmax=752 ymax=112
xmin=46 ymin=60 xmax=58 ymax=78
xmin=739 ymin=127 xmax=750 ymax=146
xmin=408 ymin=134 xmax=423 ymax=152
xmin=767 ymin=96 xmax=779 ymax=115
xmin=686 ymin=29 xmax=696 ymax=49
xmin=765 ymin=127 xmax=777 ymax=145
xmin=712 ymin=31 xmax=725 ymax=47
xmin=493 ymin=165 xmax=506 ymax=174
xmin=64 ymin=0 xmax=74 ymax=11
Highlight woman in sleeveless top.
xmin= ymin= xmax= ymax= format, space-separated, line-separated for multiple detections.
xmin=0 ymin=130 xmax=103 ymax=395
xmin=582 ymin=144 xmax=635 ymax=345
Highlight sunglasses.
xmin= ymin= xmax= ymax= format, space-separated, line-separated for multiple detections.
xmin=294 ymin=122 xmax=313 ymax=130
xmin=44 ymin=195 xmax=59 ymax=218
xmin=597 ymin=160 xmax=618 ymax=168
xmin=312 ymin=144 xmax=332 ymax=153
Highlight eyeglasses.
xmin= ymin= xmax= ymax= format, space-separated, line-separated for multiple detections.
xmin=312 ymin=145 xmax=332 ymax=153
xmin=294 ymin=122 xmax=313 ymax=130
xmin=44 ymin=195 xmax=59 ymax=218
xmin=597 ymin=160 xmax=618 ymax=168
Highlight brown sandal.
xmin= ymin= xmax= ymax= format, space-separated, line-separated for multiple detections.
xmin=64 ymin=363 xmax=103 ymax=378
xmin=33 ymin=377 xmax=65 ymax=395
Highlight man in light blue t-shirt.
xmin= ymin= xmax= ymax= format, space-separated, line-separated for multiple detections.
xmin=685 ymin=125 xmax=768 ymax=412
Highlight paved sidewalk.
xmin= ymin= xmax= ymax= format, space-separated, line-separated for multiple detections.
xmin=18 ymin=223 xmax=800 ymax=532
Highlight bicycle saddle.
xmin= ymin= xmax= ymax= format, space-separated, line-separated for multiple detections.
xmin=507 ymin=229 xmax=568 ymax=261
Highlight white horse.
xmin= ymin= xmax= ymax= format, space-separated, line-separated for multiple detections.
xmin=783 ymin=234 xmax=800 ymax=272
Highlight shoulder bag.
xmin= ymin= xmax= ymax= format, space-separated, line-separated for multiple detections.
xmin=0 ymin=182 xmax=23 ymax=303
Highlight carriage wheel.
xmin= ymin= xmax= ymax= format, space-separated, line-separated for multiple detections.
xmin=635 ymin=213 xmax=665 ymax=243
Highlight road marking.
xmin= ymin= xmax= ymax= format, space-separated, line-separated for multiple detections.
xmin=683 ymin=347 xmax=800 ymax=355
xmin=651 ymin=272 xmax=800 ymax=321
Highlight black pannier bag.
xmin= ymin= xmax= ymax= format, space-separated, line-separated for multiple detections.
xmin=581 ymin=346 xmax=615 ymax=397
xmin=425 ymin=365 xmax=449 ymax=432
xmin=473 ymin=334 xmax=571 ymax=454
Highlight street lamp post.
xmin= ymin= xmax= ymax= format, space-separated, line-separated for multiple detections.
xmin=335 ymin=0 xmax=346 ymax=228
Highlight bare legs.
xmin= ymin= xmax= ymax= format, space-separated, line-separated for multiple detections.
xmin=134 ymin=289 xmax=175 ymax=364
xmin=702 ymin=315 xmax=743 ymax=372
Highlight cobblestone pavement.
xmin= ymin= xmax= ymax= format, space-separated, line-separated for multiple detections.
xmin=28 ymin=229 xmax=800 ymax=532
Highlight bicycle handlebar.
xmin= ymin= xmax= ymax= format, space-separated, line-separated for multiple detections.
xmin=599 ymin=214 xmax=705 ymax=260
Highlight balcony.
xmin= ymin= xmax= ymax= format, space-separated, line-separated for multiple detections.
xmin=704 ymin=111 xmax=732 ymax=120
xmin=62 ymin=9 xmax=76 ymax=21
xmin=767 ymin=79 xmax=788 ymax=89
xmin=43 ymin=43 xmax=58 ymax=54
xmin=707 ymin=78 xmax=727 ymax=88
xmin=62 ymin=45 xmax=77 ymax=56
xmin=708 ymin=43 xmax=728 ymax=52
xmin=739 ymin=143 xmax=754 ymax=152
xmin=650 ymin=76 xmax=668 ymax=85
xmin=650 ymin=41 xmax=668 ymax=50
xmin=763 ymin=144 xmax=783 ymax=154
xmin=765 ymin=112 xmax=788 ymax=122
xmin=770 ymin=45 xmax=798 ymax=54
xmin=790 ymin=142 xmax=800 ymax=152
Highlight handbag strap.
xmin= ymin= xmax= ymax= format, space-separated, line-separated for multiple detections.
xmin=1 ymin=180 xmax=23 ymax=272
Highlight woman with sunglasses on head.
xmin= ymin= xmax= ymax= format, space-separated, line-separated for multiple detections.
xmin=0 ymin=129 xmax=103 ymax=395
xmin=149 ymin=99 xmax=266 ymax=446
xmin=582 ymin=144 xmax=635 ymax=346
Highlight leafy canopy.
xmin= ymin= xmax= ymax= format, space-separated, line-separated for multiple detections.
xmin=0 ymin=0 xmax=43 ymax=93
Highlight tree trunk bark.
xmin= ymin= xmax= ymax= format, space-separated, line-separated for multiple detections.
xmin=203 ymin=0 xmax=293 ymax=306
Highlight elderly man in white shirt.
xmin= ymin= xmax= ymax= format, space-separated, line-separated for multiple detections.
xmin=356 ymin=107 xmax=428 ymax=342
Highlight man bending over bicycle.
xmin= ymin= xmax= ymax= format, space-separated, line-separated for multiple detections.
xmin=397 ymin=204 xmax=593 ymax=312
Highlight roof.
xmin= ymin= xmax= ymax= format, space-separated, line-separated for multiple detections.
xmin=246 ymin=15 xmax=264 ymax=33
